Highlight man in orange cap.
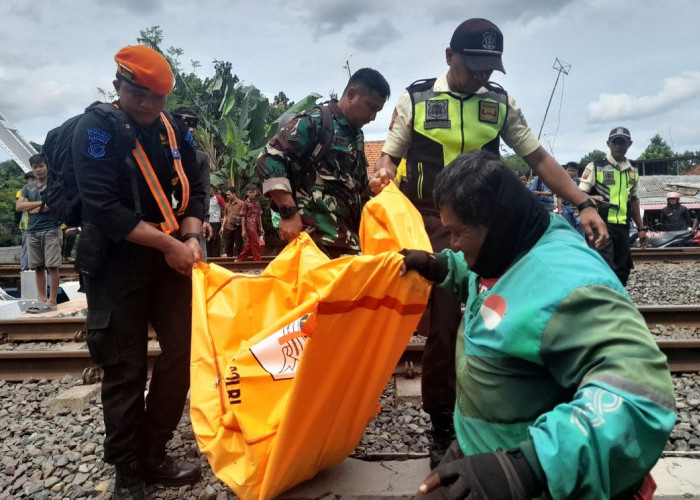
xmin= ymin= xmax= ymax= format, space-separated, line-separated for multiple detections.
xmin=71 ymin=44 xmax=206 ymax=499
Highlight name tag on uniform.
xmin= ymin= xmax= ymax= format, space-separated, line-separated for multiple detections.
xmin=424 ymin=100 xmax=450 ymax=129
xmin=479 ymin=101 xmax=499 ymax=124
xmin=603 ymin=170 xmax=615 ymax=185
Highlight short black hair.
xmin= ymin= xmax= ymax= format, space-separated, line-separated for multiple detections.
xmin=433 ymin=150 xmax=504 ymax=227
xmin=343 ymin=68 xmax=391 ymax=99
xmin=244 ymin=183 xmax=258 ymax=191
xmin=24 ymin=172 xmax=36 ymax=180
xmin=225 ymin=187 xmax=237 ymax=195
xmin=172 ymin=106 xmax=197 ymax=117
xmin=564 ymin=161 xmax=579 ymax=170
xmin=29 ymin=154 xmax=47 ymax=167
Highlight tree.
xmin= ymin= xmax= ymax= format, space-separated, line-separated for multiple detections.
xmin=0 ymin=160 xmax=25 ymax=246
xmin=579 ymin=149 xmax=606 ymax=165
xmin=638 ymin=134 xmax=675 ymax=161
xmin=502 ymin=154 xmax=529 ymax=176
xmin=130 ymin=26 xmax=321 ymax=192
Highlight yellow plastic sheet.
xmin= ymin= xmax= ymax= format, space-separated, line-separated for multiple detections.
xmin=190 ymin=183 xmax=432 ymax=499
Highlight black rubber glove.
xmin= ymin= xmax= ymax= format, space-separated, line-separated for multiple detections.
xmin=399 ymin=249 xmax=448 ymax=283
xmin=432 ymin=449 xmax=543 ymax=499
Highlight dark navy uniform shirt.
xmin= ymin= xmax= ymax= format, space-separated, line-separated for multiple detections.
xmin=72 ymin=103 xmax=205 ymax=241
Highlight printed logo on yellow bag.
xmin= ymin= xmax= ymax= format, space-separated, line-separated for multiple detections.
xmin=250 ymin=313 xmax=315 ymax=381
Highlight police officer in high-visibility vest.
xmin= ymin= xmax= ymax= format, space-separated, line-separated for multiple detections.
xmin=579 ymin=127 xmax=647 ymax=286
xmin=370 ymin=18 xmax=608 ymax=468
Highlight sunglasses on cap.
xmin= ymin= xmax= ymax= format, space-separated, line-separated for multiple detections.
xmin=611 ymin=137 xmax=629 ymax=145
xmin=173 ymin=114 xmax=199 ymax=129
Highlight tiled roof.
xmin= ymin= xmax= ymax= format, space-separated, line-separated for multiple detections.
xmin=638 ymin=175 xmax=700 ymax=207
xmin=685 ymin=164 xmax=700 ymax=175
xmin=365 ymin=141 xmax=384 ymax=175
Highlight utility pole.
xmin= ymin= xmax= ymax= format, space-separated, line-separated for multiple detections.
xmin=342 ymin=56 xmax=352 ymax=78
xmin=537 ymin=58 xmax=571 ymax=140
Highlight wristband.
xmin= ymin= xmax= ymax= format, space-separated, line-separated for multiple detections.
xmin=576 ymin=198 xmax=597 ymax=212
xmin=279 ymin=205 xmax=300 ymax=219
xmin=181 ymin=232 xmax=203 ymax=243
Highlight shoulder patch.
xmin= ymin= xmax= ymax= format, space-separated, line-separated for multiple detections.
xmin=517 ymin=110 xmax=527 ymax=127
xmin=87 ymin=128 xmax=111 ymax=159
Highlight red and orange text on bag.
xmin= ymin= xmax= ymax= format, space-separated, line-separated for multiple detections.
xmin=190 ymin=183 xmax=432 ymax=499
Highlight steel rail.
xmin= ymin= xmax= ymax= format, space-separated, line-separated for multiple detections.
xmin=1 ymin=338 xmax=698 ymax=382
xmin=631 ymin=247 xmax=700 ymax=263
xmin=3 ymin=305 xmax=699 ymax=344
xmin=0 ymin=257 xmax=272 ymax=284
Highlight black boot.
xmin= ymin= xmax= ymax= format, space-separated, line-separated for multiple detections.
xmin=428 ymin=413 xmax=456 ymax=469
xmin=114 ymin=460 xmax=146 ymax=500
xmin=144 ymin=454 xmax=201 ymax=487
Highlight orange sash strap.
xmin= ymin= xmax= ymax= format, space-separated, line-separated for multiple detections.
xmin=131 ymin=112 xmax=190 ymax=234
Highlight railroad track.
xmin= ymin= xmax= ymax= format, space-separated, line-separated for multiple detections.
xmin=1 ymin=330 xmax=699 ymax=383
xmin=0 ymin=256 xmax=273 ymax=285
xmin=0 ymin=249 xmax=696 ymax=283
xmin=3 ymin=304 xmax=699 ymax=343
xmin=631 ymin=247 xmax=700 ymax=263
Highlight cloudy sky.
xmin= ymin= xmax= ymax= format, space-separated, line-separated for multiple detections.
xmin=1 ymin=0 xmax=699 ymax=167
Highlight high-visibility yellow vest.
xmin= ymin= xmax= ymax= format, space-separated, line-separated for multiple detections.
xmin=403 ymin=79 xmax=507 ymax=209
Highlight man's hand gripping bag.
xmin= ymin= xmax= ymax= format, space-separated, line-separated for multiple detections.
xmin=190 ymin=182 xmax=432 ymax=499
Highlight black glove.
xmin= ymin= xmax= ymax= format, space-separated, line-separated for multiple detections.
xmin=434 ymin=449 xmax=543 ymax=500
xmin=399 ymin=249 xmax=448 ymax=283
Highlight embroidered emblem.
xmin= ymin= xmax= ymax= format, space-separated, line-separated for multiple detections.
xmin=480 ymin=294 xmax=507 ymax=330
xmin=582 ymin=167 xmax=591 ymax=180
xmin=517 ymin=110 xmax=528 ymax=127
xmin=424 ymin=100 xmax=450 ymax=129
xmin=479 ymin=101 xmax=499 ymax=124
xmin=87 ymin=128 xmax=111 ymax=159
xmin=388 ymin=109 xmax=397 ymax=131
xmin=482 ymin=30 xmax=498 ymax=50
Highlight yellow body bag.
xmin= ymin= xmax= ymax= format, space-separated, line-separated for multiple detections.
xmin=190 ymin=183 xmax=432 ymax=499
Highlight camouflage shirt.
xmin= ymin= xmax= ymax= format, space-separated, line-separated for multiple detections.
xmin=256 ymin=102 xmax=368 ymax=255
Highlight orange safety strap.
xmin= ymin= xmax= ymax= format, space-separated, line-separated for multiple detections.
xmin=130 ymin=112 xmax=191 ymax=234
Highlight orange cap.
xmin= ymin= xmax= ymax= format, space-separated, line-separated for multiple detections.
xmin=114 ymin=45 xmax=174 ymax=95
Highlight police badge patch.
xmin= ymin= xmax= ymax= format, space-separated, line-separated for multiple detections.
xmin=87 ymin=128 xmax=111 ymax=159
xmin=479 ymin=101 xmax=499 ymax=124
xmin=424 ymin=100 xmax=450 ymax=129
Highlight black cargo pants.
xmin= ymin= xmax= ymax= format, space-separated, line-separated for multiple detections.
xmin=418 ymin=214 xmax=462 ymax=421
xmin=82 ymin=240 xmax=192 ymax=466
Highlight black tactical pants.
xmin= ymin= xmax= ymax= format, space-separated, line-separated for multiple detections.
xmin=419 ymin=214 xmax=462 ymax=420
xmin=593 ymin=223 xmax=633 ymax=286
xmin=82 ymin=241 xmax=192 ymax=467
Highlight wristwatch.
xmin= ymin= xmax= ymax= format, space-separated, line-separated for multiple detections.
xmin=181 ymin=232 xmax=203 ymax=243
xmin=279 ymin=205 xmax=299 ymax=219
xmin=576 ymin=198 xmax=597 ymax=212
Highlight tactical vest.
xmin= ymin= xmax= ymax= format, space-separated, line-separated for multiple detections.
xmin=591 ymin=159 xmax=638 ymax=225
xmin=402 ymin=79 xmax=508 ymax=210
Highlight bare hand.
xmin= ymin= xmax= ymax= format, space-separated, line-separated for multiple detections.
xmin=164 ymin=240 xmax=198 ymax=276
xmin=278 ymin=215 xmax=302 ymax=242
xmin=202 ymin=222 xmax=213 ymax=241
xmin=369 ymin=167 xmax=394 ymax=195
xmin=580 ymin=206 xmax=609 ymax=249
xmin=418 ymin=472 xmax=441 ymax=494
xmin=638 ymin=230 xmax=650 ymax=248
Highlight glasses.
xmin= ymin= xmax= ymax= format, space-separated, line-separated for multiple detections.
xmin=182 ymin=117 xmax=199 ymax=129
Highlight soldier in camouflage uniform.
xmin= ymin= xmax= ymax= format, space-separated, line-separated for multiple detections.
xmin=256 ymin=68 xmax=390 ymax=257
